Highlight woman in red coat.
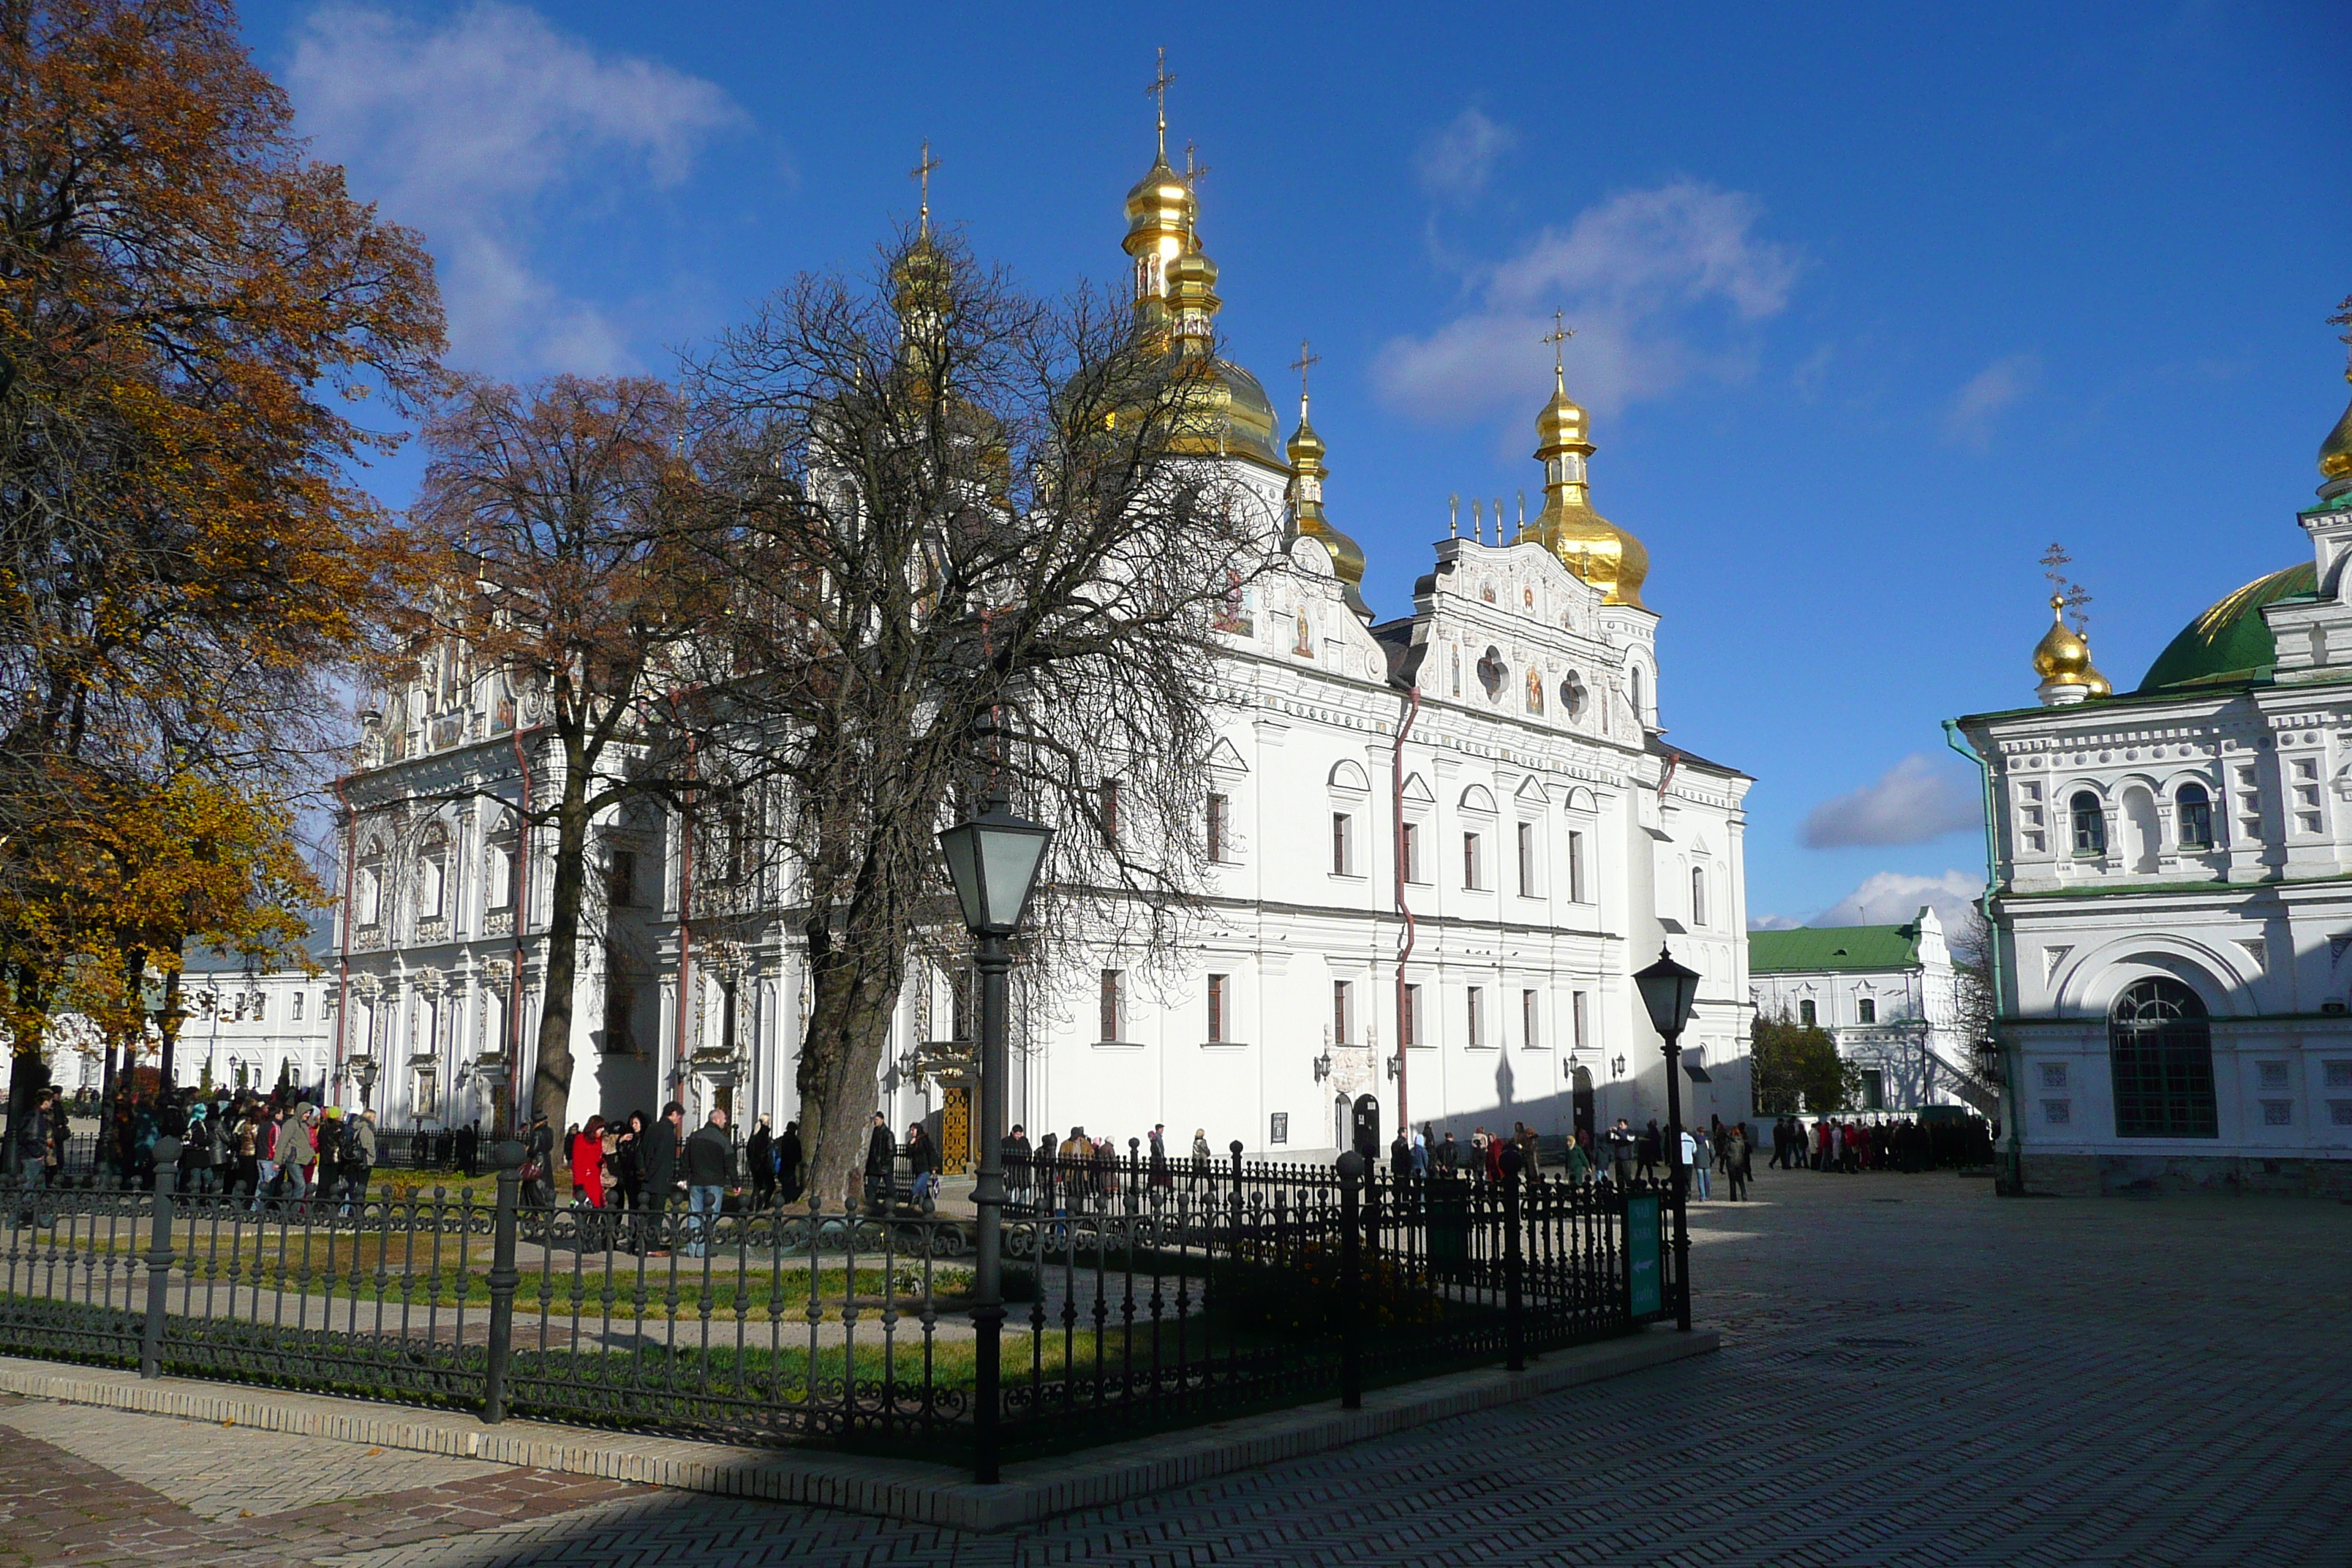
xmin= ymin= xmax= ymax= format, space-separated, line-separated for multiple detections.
xmin=571 ymin=1115 xmax=608 ymax=1207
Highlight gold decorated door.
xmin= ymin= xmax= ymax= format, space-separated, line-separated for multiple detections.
xmin=942 ymin=1085 xmax=971 ymax=1174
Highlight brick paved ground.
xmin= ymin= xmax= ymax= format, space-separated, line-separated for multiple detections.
xmin=3 ymin=1170 xmax=2348 ymax=1567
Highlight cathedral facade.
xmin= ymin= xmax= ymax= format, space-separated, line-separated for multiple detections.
xmin=1953 ymin=369 xmax=2352 ymax=1196
xmin=329 ymin=133 xmax=1754 ymax=1158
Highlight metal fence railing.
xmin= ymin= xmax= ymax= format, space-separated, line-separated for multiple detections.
xmin=0 ymin=1139 xmax=1675 ymax=1477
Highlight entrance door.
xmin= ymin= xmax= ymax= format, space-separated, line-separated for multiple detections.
xmin=1572 ymin=1066 xmax=1595 ymax=1138
xmin=942 ymin=1084 xmax=972 ymax=1175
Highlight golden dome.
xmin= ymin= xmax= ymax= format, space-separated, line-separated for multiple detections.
xmin=2320 ymin=366 xmax=2352 ymax=486
xmin=1287 ymin=402 xmax=1368 ymax=616
xmin=1514 ymin=369 xmax=1648 ymax=608
xmin=2032 ymin=595 xmax=2093 ymax=682
xmin=1163 ymin=351 xmax=1285 ymax=470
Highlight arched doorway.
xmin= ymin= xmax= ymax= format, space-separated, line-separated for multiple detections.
xmin=2108 ymin=976 xmax=2217 ymax=1138
xmin=1572 ymin=1065 xmax=1596 ymax=1138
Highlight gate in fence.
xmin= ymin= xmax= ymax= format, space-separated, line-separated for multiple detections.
xmin=0 ymin=1137 xmax=1678 ymax=1480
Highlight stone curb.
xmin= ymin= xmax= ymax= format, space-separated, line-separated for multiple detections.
xmin=0 ymin=1328 xmax=1716 ymax=1531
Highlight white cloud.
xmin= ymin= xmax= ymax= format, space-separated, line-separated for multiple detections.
xmin=1942 ymin=353 xmax=2040 ymax=449
xmin=1812 ymin=870 xmax=1983 ymax=931
xmin=289 ymin=1 xmax=746 ymax=373
xmin=1800 ymin=753 xmax=1983 ymax=848
xmin=1375 ymin=181 xmax=1801 ymax=425
xmin=1414 ymin=109 xmax=1516 ymax=205
xmin=1746 ymin=913 xmax=1804 ymax=932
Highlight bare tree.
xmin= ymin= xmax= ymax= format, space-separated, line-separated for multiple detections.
xmin=686 ymin=229 xmax=1273 ymax=1205
xmin=406 ymin=375 xmax=714 ymax=1131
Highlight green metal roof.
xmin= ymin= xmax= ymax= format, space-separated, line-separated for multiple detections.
xmin=1748 ymin=923 xmax=1921 ymax=974
xmin=2136 ymin=562 xmax=2315 ymax=693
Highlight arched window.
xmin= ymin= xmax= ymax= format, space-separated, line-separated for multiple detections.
xmin=1629 ymin=664 xmax=1648 ymax=721
xmin=416 ymin=826 xmax=449 ymax=922
xmin=2070 ymin=792 xmax=2106 ymax=856
xmin=356 ymin=839 xmax=387 ymax=926
xmin=1690 ymin=867 xmax=1708 ymax=928
xmin=2177 ymin=783 xmax=2214 ymax=851
xmin=2109 ymin=976 xmax=2217 ymax=1138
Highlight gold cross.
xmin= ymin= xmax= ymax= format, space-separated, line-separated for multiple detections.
xmin=1148 ymin=47 xmax=1177 ymax=157
xmin=1541 ymin=309 xmax=1575 ymax=374
xmin=911 ymin=140 xmax=940 ymax=236
xmin=1290 ymin=339 xmax=1322 ymax=404
xmin=1184 ymin=140 xmax=1210 ymax=189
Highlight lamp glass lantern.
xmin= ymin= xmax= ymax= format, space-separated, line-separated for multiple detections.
xmin=937 ymin=805 xmax=1054 ymax=935
xmin=1633 ymin=946 xmax=1701 ymax=1042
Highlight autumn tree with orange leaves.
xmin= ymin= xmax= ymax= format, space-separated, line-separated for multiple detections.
xmin=0 ymin=0 xmax=444 ymax=1145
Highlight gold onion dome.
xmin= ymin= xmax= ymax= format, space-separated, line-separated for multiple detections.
xmin=1115 ymin=145 xmax=1284 ymax=471
xmin=1515 ymin=370 xmax=1648 ymax=608
xmin=2319 ymin=363 xmax=2352 ymax=494
xmin=2032 ymin=595 xmax=2093 ymax=683
xmin=1287 ymin=402 xmax=1369 ymax=617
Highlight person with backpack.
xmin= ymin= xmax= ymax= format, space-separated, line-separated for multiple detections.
xmin=340 ymin=1109 xmax=377 ymax=1213
xmin=178 ymin=1103 xmax=219 ymax=1194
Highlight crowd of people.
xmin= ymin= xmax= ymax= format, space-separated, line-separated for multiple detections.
xmin=1763 ymin=1113 xmax=1995 ymax=1173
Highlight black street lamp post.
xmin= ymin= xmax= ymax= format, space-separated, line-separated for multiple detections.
xmin=936 ymin=798 xmax=1052 ymax=1486
xmin=1633 ymin=944 xmax=1700 ymax=1333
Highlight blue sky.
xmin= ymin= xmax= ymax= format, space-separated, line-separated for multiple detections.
xmin=240 ymin=0 xmax=2351 ymax=928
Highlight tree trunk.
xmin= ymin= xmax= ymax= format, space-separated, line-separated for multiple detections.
xmin=795 ymin=920 xmax=909 ymax=1210
xmin=530 ymin=764 xmax=592 ymax=1134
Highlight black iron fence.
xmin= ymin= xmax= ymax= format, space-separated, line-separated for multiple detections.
xmin=0 ymin=1142 xmax=1675 ymax=1477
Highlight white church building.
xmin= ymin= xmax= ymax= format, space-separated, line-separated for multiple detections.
xmin=328 ymin=129 xmax=1755 ymax=1162
xmin=1953 ymin=365 xmax=2352 ymax=1196
xmin=1747 ymin=908 xmax=1986 ymax=1115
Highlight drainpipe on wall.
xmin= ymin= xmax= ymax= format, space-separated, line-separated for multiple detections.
xmin=1944 ymin=718 xmax=2021 ymax=1195
xmin=1392 ymin=685 xmax=1422 ymax=1139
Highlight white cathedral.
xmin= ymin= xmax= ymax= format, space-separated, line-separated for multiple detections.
xmin=330 ymin=131 xmax=1755 ymax=1164
xmin=1955 ymin=366 xmax=2352 ymax=1196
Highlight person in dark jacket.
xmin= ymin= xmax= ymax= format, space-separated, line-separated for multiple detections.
xmin=1003 ymin=1124 xmax=1031 ymax=1206
xmin=641 ymin=1103 xmax=685 ymax=1255
xmin=864 ymin=1112 xmax=895 ymax=1214
xmin=905 ymin=1122 xmax=938 ymax=1213
xmin=524 ymin=1113 xmax=556 ymax=1206
xmin=683 ymin=1107 xmax=733 ymax=1256
xmin=777 ymin=1120 xmax=804 ymax=1206
xmin=745 ymin=1115 xmax=774 ymax=1208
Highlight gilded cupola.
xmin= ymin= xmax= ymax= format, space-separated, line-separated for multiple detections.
xmin=2032 ymin=595 xmax=2096 ymax=704
xmin=2319 ymin=360 xmax=2352 ymax=501
xmin=1112 ymin=88 xmax=1282 ymax=471
xmin=1286 ymin=387 xmax=1370 ymax=619
xmin=1515 ymin=366 xmax=1650 ymax=609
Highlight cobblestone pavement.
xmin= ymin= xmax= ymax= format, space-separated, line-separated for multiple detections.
xmin=4 ymin=1171 xmax=2349 ymax=1567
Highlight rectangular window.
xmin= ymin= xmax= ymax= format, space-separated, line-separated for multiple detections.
xmin=1572 ymin=991 xmax=1589 ymax=1052
xmin=1463 ymin=832 xmax=1482 ymax=890
xmin=250 ymin=992 xmax=266 ymax=1023
xmin=1401 ymin=983 xmax=1422 ymax=1047
xmin=1567 ymin=830 xmax=1587 ymax=902
xmin=1860 ymin=1068 xmax=1885 ymax=1110
xmin=950 ymin=968 xmax=973 ymax=1041
xmin=1516 ymin=822 xmax=1537 ymax=896
xmin=607 ymin=848 xmax=638 ymax=908
xmin=488 ymin=832 xmax=518 ymax=910
xmin=1100 ymin=969 xmax=1123 ymax=1042
xmin=1098 ymin=780 xmax=1122 ymax=846
xmin=2258 ymin=1060 xmax=2289 ymax=1090
xmin=2043 ymin=1098 xmax=2071 ymax=1125
xmin=1402 ymin=821 xmax=1423 ymax=884
xmin=1332 ymin=813 xmax=1353 ymax=875
xmin=2262 ymin=1100 xmax=2293 ymax=1127
xmin=1206 ymin=974 xmax=1228 ymax=1043
xmin=1466 ymin=986 xmax=1484 ymax=1048
xmin=2040 ymin=1061 xmax=2068 ymax=1090
xmin=1858 ymin=998 xmax=1877 ymax=1025
xmin=1522 ymin=989 xmax=1540 ymax=1049
xmin=603 ymin=978 xmax=638 ymax=1055
xmin=290 ymin=992 xmax=305 ymax=1022
xmin=2326 ymin=1060 xmax=2352 ymax=1088
xmin=1798 ymin=999 xmax=1817 ymax=1028
xmin=2331 ymin=1101 xmax=2352 ymax=1127
xmin=1207 ymin=793 xmax=1230 ymax=863
xmin=1333 ymin=980 xmax=1354 ymax=1044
